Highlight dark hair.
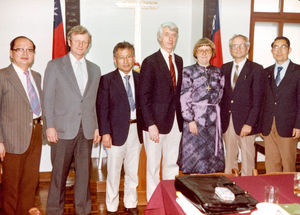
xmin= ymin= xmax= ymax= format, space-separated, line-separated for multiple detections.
xmin=10 ymin=36 xmax=36 ymax=51
xmin=271 ymin=36 xmax=290 ymax=48
xmin=113 ymin=41 xmax=135 ymax=57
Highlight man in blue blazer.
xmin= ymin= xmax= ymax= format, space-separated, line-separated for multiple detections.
xmin=262 ymin=36 xmax=300 ymax=173
xmin=96 ymin=42 xmax=143 ymax=215
xmin=220 ymin=34 xmax=265 ymax=176
xmin=139 ymin=22 xmax=183 ymax=201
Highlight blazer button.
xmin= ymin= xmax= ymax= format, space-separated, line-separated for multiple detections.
xmin=78 ymin=113 xmax=81 ymax=116
xmin=274 ymin=102 xmax=277 ymax=105
xmin=230 ymin=100 xmax=234 ymax=104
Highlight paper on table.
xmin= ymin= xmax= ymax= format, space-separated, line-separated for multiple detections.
xmin=176 ymin=191 xmax=204 ymax=215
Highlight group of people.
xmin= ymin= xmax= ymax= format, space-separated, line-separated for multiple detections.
xmin=0 ymin=21 xmax=299 ymax=215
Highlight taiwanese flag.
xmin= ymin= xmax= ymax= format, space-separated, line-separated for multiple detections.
xmin=52 ymin=0 xmax=67 ymax=59
xmin=210 ymin=0 xmax=223 ymax=67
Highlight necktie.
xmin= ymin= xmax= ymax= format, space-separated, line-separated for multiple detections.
xmin=169 ymin=55 xmax=176 ymax=90
xmin=124 ymin=75 xmax=135 ymax=111
xmin=275 ymin=66 xmax=283 ymax=86
xmin=232 ymin=64 xmax=239 ymax=89
xmin=24 ymin=70 xmax=41 ymax=116
xmin=75 ymin=61 xmax=86 ymax=95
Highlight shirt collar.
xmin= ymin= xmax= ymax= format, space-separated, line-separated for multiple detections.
xmin=160 ymin=48 xmax=174 ymax=58
xmin=12 ymin=63 xmax=31 ymax=74
xmin=275 ymin=59 xmax=290 ymax=70
xmin=118 ymin=69 xmax=133 ymax=79
xmin=69 ymin=52 xmax=86 ymax=65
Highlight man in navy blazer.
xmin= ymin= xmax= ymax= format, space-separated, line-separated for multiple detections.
xmin=96 ymin=42 xmax=143 ymax=215
xmin=220 ymin=34 xmax=264 ymax=176
xmin=262 ymin=36 xmax=300 ymax=173
xmin=139 ymin=22 xmax=183 ymax=201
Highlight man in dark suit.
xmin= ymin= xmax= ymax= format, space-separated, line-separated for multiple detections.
xmin=96 ymin=42 xmax=143 ymax=215
xmin=0 ymin=36 xmax=42 ymax=215
xmin=220 ymin=34 xmax=264 ymax=176
xmin=140 ymin=22 xmax=183 ymax=201
xmin=44 ymin=25 xmax=101 ymax=214
xmin=262 ymin=36 xmax=300 ymax=173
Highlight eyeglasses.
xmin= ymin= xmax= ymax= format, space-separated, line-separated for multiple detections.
xmin=230 ymin=44 xmax=248 ymax=49
xmin=272 ymin=45 xmax=289 ymax=51
xmin=12 ymin=48 xmax=35 ymax=56
xmin=71 ymin=40 xmax=89 ymax=46
xmin=197 ymin=49 xmax=212 ymax=55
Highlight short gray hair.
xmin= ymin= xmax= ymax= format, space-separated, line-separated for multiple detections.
xmin=157 ymin=22 xmax=178 ymax=41
xmin=229 ymin=34 xmax=250 ymax=47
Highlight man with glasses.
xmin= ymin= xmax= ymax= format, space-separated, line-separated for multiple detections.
xmin=262 ymin=36 xmax=300 ymax=173
xmin=0 ymin=36 xmax=42 ymax=214
xmin=44 ymin=25 xmax=101 ymax=214
xmin=220 ymin=34 xmax=264 ymax=176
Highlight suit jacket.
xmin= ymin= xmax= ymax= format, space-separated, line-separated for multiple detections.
xmin=43 ymin=54 xmax=101 ymax=140
xmin=261 ymin=61 xmax=300 ymax=137
xmin=96 ymin=69 xmax=143 ymax=146
xmin=220 ymin=59 xmax=264 ymax=135
xmin=0 ymin=64 xmax=42 ymax=154
xmin=139 ymin=50 xmax=183 ymax=134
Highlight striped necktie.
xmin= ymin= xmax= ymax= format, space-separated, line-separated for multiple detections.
xmin=124 ymin=75 xmax=135 ymax=111
xmin=275 ymin=66 xmax=283 ymax=86
xmin=24 ymin=70 xmax=41 ymax=116
xmin=169 ymin=54 xmax=176 ymax=90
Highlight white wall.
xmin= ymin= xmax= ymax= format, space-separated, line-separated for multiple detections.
xmin=2 ymin=0 xmax=271 ymax=171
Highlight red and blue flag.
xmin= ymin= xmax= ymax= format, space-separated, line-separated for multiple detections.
xmin=210 ymin=0 xmax=223 ymax=68
xmin=53 ymin=0 xmax=67 ymax=59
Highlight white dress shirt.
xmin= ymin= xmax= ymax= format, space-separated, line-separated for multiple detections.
xmin=69 ymin=53 xmax=88 ymax=95
xmin=160 ymin=48 xmax=178 ymax=84
xmin=274 ymin=59 xmax=290 ymax=82
xmin=231 ymin=57 xmax=247 ymax=87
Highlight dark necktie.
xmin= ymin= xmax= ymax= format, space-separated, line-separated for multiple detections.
xmin=124 ymin=75 xmax=135 ymax=111
xmin=24 ymin=70 xmax=41 ymax=116
xmin=232 ymin=64 xmax=239 ymax=89
xmin=275 ymin=66 xmax=283 ymax=86
xmin=169 ymin=55 xmax=176 ymax=90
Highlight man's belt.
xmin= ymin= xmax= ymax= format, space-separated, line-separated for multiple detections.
xmin=129 ymin=119 xmax=137 ymax=124
xmin=33 ymin=117 xmax=42 ymax=125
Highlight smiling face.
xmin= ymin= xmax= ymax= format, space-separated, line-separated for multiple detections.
xmin=196 ymin=45 xmax=212 ymax=67
xmin=158 ymin=26 xmax=178 ymax=54
xmin=230 ymin=36 xmax=249 ymax=62
xmin=114 ymin=48 xmax=135 ymax=74
xmin=68 ymin=33 xmax=90 ymax=60
xmin=271 ymin=39 xmax=291 ymax=65
xmin=10 ymin=37 xmax=35 ymax=71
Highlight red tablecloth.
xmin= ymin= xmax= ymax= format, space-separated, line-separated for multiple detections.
xmin=144 ymin=174 xmax=300 ymax=215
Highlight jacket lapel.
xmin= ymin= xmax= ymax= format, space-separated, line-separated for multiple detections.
xmin=113 ymin=70 xmax=129 ymax=104
xmin=156 ymin=50 xmax=174 ymax=90
xmin=277 ymin=61 xmax=295 ymax=89
xmin=7 ymin=65 xmax=31 ymax=105
xmin=234 ymin=60 xmax=251 ymax=91
xmin=62 ymin=55 xmax=82 ymax=97
xmin=83 ymin=60 xmax=95 ymax=97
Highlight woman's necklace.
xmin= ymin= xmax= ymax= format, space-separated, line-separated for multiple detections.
xmin=204 ymin=67 xmax=211 ymax=91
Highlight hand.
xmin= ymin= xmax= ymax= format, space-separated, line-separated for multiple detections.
xmin=46 ymin=128 xmax=58 ymax=143
xmin=0 ymin=142 xmax=5 ymax=162
xmin=149 ymin=125 xmax=159 ymax=143
xmin=189 ymin=121 xmax=198 ymax=135
xmin=292 ymin=128 xmax=300 ymax=139
xmin=240 ymin=124 xmax=252 ymax=137
xmin=93 ymin=129 xmax=101 ymax=144
xmin=102 ymin=134 xmax=112 ymax=148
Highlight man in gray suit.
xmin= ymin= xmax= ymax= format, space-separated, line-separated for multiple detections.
xmin=44 ymin=25 xmax=101 ymax=215
xmin=0 ymin=36 xmax=42 ymax=215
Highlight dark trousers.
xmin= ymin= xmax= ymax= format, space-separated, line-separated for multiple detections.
xmin=1 ymin=122 xmax=42 ymax=215
xmin=46 ymin=126 xmax=93 ymax=215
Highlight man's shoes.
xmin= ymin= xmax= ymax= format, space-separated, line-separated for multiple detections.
xmin=125 ymin=207 xmax=138 ymax=215
xmin=107 ymin=211 xmax=118 ymax=215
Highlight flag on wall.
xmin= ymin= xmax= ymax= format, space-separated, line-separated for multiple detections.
xmin=210 ymin=0 xmax=223 ymax=67
xmin=53 ymin=0 xmax=67 ymax=59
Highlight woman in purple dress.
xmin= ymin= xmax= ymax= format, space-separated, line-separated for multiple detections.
xmin=177 ymin=38 xmax=225 ymax=174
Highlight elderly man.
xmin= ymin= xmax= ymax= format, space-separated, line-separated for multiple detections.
xmin=262 ymin=36 xmax=300 ymax=173
xmin=140 ymin=22 xmax=183 ymax=201
xmin=0 ymin=36 xmax=42 ymax=215
xmin=44 ymin=25 xmax=101 ymax=214
xmin=220 ymin=34 xmax=264 ymax=176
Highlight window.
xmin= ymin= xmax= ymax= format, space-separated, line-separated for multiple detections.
xmin=249 ymin=0 xmax=300 ymax=67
